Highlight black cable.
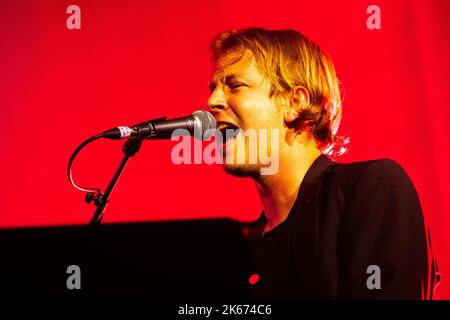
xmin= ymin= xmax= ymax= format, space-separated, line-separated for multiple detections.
xmin=67 ymin=133 xmax=105 ymax=193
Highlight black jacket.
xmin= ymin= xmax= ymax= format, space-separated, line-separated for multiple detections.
xmin=249 ymin=155 xmax=439 ymax=299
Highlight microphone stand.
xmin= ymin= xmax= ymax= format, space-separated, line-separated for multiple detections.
xmin=86 ymin=138 xmax=143 ymax=226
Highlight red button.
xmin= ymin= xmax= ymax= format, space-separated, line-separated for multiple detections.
xmin=248 ymin=273 xmax=260 ymax=285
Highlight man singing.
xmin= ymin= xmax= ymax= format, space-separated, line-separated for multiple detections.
xmin=207 ymin=28 xmax=439 ymax=299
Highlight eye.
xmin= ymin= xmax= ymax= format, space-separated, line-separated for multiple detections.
xmin=229 ymin=82 xmax=245 ymax=90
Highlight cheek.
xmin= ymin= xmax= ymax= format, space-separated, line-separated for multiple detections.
xmin=234 ymin=93 xmax=281 ymax=129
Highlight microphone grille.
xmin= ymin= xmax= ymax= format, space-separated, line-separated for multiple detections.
xmin=191 ymin=110 xmax=216 ymax=140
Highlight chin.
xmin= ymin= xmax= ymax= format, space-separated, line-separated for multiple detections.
xmin=222 ymin=163 xmax=260 ymax=178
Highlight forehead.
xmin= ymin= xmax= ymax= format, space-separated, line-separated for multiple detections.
xmin=212 ymin=49 xmax=262 ymax=81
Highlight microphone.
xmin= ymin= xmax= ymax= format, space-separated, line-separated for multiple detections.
xmin=101 ymin=110 xmax=216 ymax=141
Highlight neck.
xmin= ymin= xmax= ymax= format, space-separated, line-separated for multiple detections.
xmin=254 ymin=141 xmax=321 ymax=233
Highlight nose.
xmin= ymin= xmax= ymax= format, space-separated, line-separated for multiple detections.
xmin=207 ymin=84 xmax=228 ymax=114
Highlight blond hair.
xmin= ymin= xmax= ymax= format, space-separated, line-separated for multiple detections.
xmin=211 ymin=27 xmax=348 ymax=157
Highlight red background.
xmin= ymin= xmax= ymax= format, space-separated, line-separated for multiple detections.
xmin=0 ymin=0 xmax=448 ymax=299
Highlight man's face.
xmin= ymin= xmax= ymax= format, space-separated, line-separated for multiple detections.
xmin=207 ymin=50 xmax=284 ymax=177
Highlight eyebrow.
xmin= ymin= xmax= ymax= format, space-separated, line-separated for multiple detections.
xmin=209 ymin=74 xmax=240 ymax=92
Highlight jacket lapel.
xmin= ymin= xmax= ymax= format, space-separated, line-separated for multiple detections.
xmin=291 ymin=155 xmax=335 ymax=299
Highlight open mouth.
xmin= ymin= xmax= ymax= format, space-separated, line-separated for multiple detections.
xmin=217 ymin=122 xmax=240 ymax=142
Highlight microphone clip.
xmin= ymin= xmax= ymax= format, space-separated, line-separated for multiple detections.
xmin=85 ymin=191 xmax=104 ymax=207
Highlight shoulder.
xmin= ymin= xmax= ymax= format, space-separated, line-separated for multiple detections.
xmin=321 ymin=158 xmax=419 ymax=215
xmin=332 ymin=157 xmax=405 ymax=175
xmin=329 ymin=158 xmax=413 ymax=189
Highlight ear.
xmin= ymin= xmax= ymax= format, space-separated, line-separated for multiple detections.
xmin=284 ymin=86 xmax=310 ymax=124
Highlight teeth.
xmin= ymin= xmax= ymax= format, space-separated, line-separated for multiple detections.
xmin=217 ymin=122 xmax=238 ymax=130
